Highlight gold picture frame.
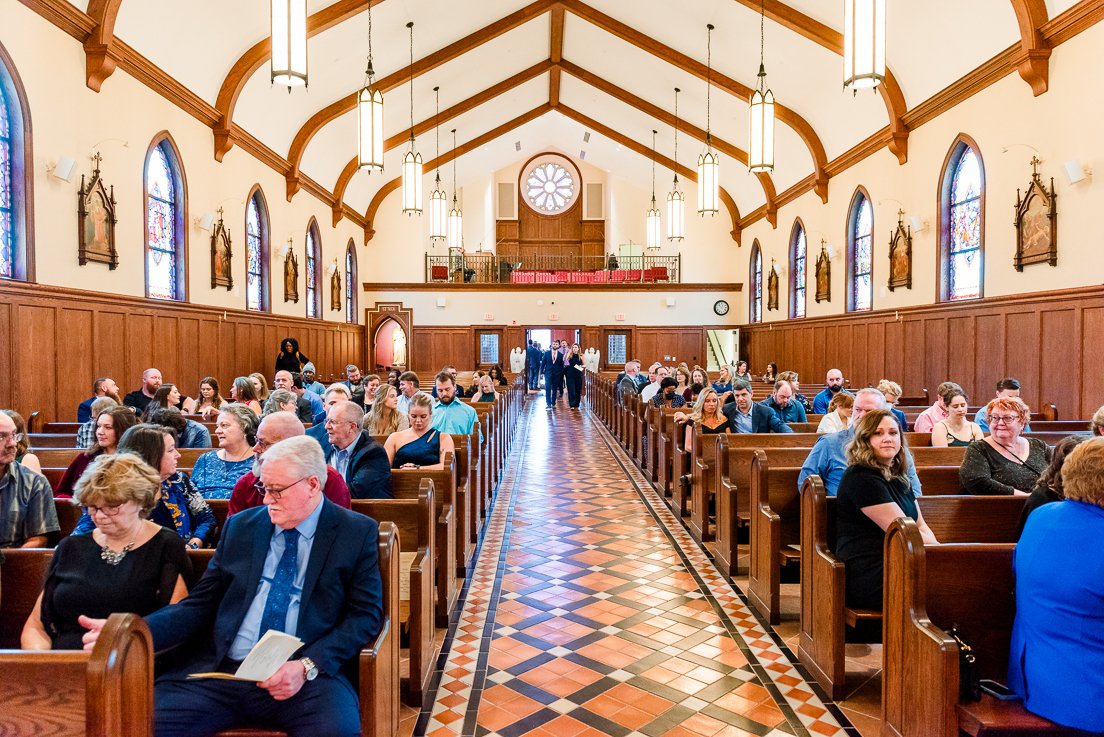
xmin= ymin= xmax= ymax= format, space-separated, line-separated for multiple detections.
xmin=210 ymin=208 xmax=233 ymax=290
xmin=77 ymin=152 xmax=118 ymax=270
xmin=814 ymin=240 xmax=831 ymax=303
xmin=1014 ymin=156 xmax=1057 ymax=271
xmin=887 ymin=210 xmax=912 ymax=291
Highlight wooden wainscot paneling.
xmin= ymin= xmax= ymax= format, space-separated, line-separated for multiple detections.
xmin=742 ymin=286 xmax=1104 ymax=419
xmin=0 ymin=281 xmax=365 ymax=423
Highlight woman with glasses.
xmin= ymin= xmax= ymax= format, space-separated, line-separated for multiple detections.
xmin=384 ymin=392 xmax=454 ymax=470
xmin=56 ymin=406 xmax=140 ymax=498
xmin=960 ymin=396 xmax=1050 ymax=496
xmin=20 ymin=452 xmax=189 ymax=650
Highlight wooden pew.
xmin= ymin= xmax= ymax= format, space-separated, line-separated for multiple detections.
xmin=748 ymin=457 xmax=965 ymax=624
xmin=882 ymin=518 xmax=1071 ymax=737
xmin=37 ymin=447 xmax=209 ymax=471
xmin=689 ymin=433 xmax=722 ymax=542
xmin=0 ymin=612 xmax=155 ymax=737
xmin=655 ymin=411 xmax=684 ymax=498
xmin=669 ymin=425 xmax=695 ymax=518
xmin=27 ymin=434 xmax=84 ymax=449
xmin=392 ymin=459 xmax=458 ymax=627
xmin=799 ymin=478 xmax=1025 ymax=700
xmin=645 ymin=406 xmax=683 ymax=483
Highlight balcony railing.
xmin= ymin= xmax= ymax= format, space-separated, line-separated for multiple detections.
xmin=425 ymin=252 xmax=681 ymax=284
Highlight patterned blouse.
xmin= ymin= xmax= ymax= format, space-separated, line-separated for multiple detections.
xmin=191 ymin=451 xmax=255 ymax=500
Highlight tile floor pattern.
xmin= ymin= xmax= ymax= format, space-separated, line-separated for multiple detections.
xmin=416 ymin=398 xmax=856 ymax=737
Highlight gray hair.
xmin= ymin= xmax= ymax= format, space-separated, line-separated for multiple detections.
xmin=219 ymin=403 xmax=260 ymax=443
xmin=262 ymin=435 xmax=327 ymax=488
xmin=264 ymin=389 xmax=297 ymax=415
xmin=324 ymin=383 xmax=352 ymax=400
xmin=732 ymin=379 xmax=753 ymax=394
xmin=854 ymin=387 xmax=887 ymax=407
xmin=330 ymin=400 xmax=365 ymax=425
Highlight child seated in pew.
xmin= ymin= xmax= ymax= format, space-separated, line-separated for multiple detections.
xmin=836 ymin=410 xmax=938 ymax=611
xmin=21 ymin=453 xmax=189 ymax=649
xmin=385 ymin=393 xmax=454 ymax=470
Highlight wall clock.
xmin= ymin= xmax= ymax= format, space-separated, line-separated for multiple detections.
xmin=713 ymin=300 xmax=730 ymax=316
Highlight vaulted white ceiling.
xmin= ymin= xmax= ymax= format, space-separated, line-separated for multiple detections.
xmin=75 ymin=0 xmax=1061 ymax=225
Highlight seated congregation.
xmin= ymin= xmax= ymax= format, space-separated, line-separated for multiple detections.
xmin=593 ymin=363 xmax=1104 ymax=736
xmin=0 ymin=348 xmax=523 ymax=736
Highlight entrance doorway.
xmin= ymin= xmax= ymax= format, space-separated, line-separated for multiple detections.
xmin=526 ymin=328 xmax=580 ymax=350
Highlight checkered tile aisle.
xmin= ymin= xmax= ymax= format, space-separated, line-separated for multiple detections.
xmin=417 ymin=399 xmax=852 ymax=737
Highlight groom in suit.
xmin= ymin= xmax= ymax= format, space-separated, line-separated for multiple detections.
xmin=80 ymin=436 xmax=383 ymax=737
xmin=722 ymin=380 xmax=793 ymax=434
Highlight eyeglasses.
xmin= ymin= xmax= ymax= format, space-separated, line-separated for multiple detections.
xmin=256 ymin=476 xmax=310 ymax=500
xmin=0 ymin=432 xmax=24 ymax=444
xmin=88 ymin=503 xmax=125 ymax=516
xmin=989 ymin=414 xmax=1022 ymax=425
xmin=324 ymin=418 xmax=356 ymax=427
xmin=253 ymin=437 xmax=272 ymax=451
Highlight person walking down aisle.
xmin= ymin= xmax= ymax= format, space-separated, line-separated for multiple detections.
xmin=542 ymin=340 xmax=565 ymax=408
xmin=565 ymin=343 xmax=584 ymax=409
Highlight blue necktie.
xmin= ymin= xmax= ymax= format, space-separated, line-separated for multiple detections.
xmin=259 ymin=528 xmax=300 ymax=636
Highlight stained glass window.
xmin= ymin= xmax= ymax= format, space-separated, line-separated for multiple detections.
xmin=305 ymin=223 xmax=319 ymax=318
xmin=246 ymin=191 xmax=267 ymax=311
xmin=145 ymin=142 xmax=181 ymax=300
xmin=524 ymin=161 xmax=575 ymax=213
xmin=0 ymin=88 xmax=12 ymax=279
xmin=750 ymin=242 xmax=763 ymax=324
xmin=345 ymin=240 xmax=357 ymax=324
xmin=948 ymin=147 xmax=982 ymax=301
xmin=849 ymin=194 xmax=873 ymax=312
xmin=790 ymin=222 xmax=807 ymax=319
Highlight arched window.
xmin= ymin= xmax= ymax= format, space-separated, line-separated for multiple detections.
xmin=305 ymin=219 xmax=321 ymax=318
xmin=750 ymin=240 xmax=763 ymax=324
xmin=144 ymin=134 xmax=186 ymax=301
xmin=939 ymin=136 xmax=984 ymax=301
xmin=789 ymin=219 xmax=807 ymax=319
xmin=245 ymin=187 xmax=269 ymax=312
xmin=0 ymin=43 xmax=32 ymax=282
xmin=847 ymin=188 xmax=873 ymax=312
xmin=345 ymin=239 xmax=358 ymax=324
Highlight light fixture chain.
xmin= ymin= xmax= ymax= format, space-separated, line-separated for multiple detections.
xmin=451 ymin=128 xmax=458 ymax=200
xmin=705 ymin=24 xmax=712 ymax=140
xmin=434 ymin=86 xmax=441 ymax=175
xmin=651 ymin=129 xmax=657 ymax=199
xmin=408 ymin=22 xmax=415 ymax=133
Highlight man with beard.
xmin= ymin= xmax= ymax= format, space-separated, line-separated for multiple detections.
xmin=812 ymin=368 xmax=850 ymax=415
xmin=77 ymin=376 xmax=122 ymax=423
xmin=227 ymin=411 xmax=350 ymax=516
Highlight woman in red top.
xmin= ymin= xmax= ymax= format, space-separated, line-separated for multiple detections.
xmin=55 ymin=406 xmax=139 ymax=497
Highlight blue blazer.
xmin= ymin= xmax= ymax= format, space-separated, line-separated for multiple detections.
xmin=541 ymin=350 xmax=564 ymax=378
xmin=146 ymin=500 xmax=383 ymax=681
xmin=722 ymin=402 xmax=793 ymax=433
xmin=306 ymin=422 xmax=332 ymax=458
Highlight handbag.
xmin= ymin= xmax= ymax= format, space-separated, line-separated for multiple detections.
xmin=949 ymin=627 xmax=981 ymax=702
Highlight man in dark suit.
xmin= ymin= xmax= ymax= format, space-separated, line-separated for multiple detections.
xmin=325 ymin=400 xmax=392 ymax=499
xmin=525 ymin=339 xmax=542 ymax=391
xmin=542 ymin=340 xmax=565 ymax=407
xmin=722 ymin=379 xmax=792 ymax=434
xmin=306 ymin=385 xmax=351 ymax=456
xmin=78 ymin=436 xmax=381 ymax=736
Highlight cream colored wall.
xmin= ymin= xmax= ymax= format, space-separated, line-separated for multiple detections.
xmin=741 ymin=21 xmax=1104 ymax=324
xmin=4 ymin=0 xmax=364 ymax=321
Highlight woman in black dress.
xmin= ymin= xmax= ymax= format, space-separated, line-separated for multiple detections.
xmin=835 ymin=409 xmax=938 ymax=610
xmin=681 ymin=388 xmax=730 ymax=449
xmin=565 ymin=343 xmax=584 ymax=409
xmin=384 ymin=392 xmax=455 ymax=470
xmin=274 ymin=337 xmax=309 ymax=374
xmin=21 ymin=453 xmax=188 ymax=649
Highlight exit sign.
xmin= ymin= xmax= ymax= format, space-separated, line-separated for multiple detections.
xmin=614 ymin=313 xmax=625 ymax=321
xmin=548 ymin=313 xmax=559 ymax=321
xmin=484 ymin=312 xmax=494 ymax=320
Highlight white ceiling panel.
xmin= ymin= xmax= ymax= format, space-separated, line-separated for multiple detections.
xmin=65 ymin=0 xmax=89 ymax=12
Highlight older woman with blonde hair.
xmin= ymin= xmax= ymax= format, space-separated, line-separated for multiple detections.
xmin=960 ymin=396 xmax=1050 ymax=496
xmin=262 ymin=389 xmax=298 ymax=416
xmin=21 ymin=453 xmax=189 ymax=649
xmin=680 ymin=387 xmax=730 ymax=450
xmin=1008 ymin=438 xmax=1104 ymax=732
xmin=877 ymin=379 xmax=909 ymax=431
xmin=363 ymin=384 xmax=409 ymax=436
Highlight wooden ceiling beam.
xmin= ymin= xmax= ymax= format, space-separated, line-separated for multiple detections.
xmin=549 ymin=5 xmax=565 ymax=105
xmin=83 ymin=0 xmax=123 ymax=91
xmin=1010 ymin=0 xmax=1051 ymax=95
xmin=331 ymin=60 xmax=552 ymax=226
xmin=728 ymin=0 xmax=909 ymax=164
xmin=212 ymin=0 xmax=387 ymax=162
xmin=287 ymin=0 xmax=555 ymax=200
xmin=363 ymin=103 xmax=552 ymax=242
xmin=561 ymin=0 xmax=829 ymax=203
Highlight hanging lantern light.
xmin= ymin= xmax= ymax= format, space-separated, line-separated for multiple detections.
xmin=401 ymin=22 xmax=422 ymax=215
xmin=843 ymin=0 xmax=886 ymax=92
xmin=749 ymin=1 xmax=775 ymax=173
xmin=646 ymin=131 xmax=662 ymax=249
xmin=357 ymin=2 xmax=383 ymax=172
xmin=428 ymin=86 xmax=448 ymax=240
xmin=697 ymin=24 xmax=719 ymax=216
xmin=447 ymin=129 xmax=463 ymax=249
xmin=667 ymin=87 xmax=685 ymax=241
xmin=270 ymin=0 xmax=308 ymax=88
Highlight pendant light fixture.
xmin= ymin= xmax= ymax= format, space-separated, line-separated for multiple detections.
xmin=748 ymin=1 xmax=775 ymax=173
xmin=447 ymin=129 xmax=463 ymax=249
xmin=401 ymin=22 xmax=422 ymax=215
xmin=428 ymin=87 xmax=448 ymax=240
xmin=646 ymin=130 xmax=662 ymax=249
xmin=357 ymin=1 xmax=384 ymax=172
xmin=667 ymin=87 xmax=685 ymax=242
xmin=270 ymin=0 xmax=308 ymax=89
xmin=697 ymin=24 xmax=719 ymax=216
xmin=843 ymin=0 xmax=886 ymax=92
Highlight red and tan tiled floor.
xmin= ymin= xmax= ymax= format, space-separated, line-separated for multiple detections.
xmin=414 ymin=397 xmax=859 ymax=737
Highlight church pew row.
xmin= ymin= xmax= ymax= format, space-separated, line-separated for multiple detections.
xmin=881 ymin=519 xmax=1072 ymax=737
xmin=0 ymin=525 xmax=400 ymax=737
xmin=798 ymin=477 xmax=1026 ymax=700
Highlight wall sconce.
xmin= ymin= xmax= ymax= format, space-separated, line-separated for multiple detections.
xmin=1064 ymin=160 xmax=1093 ymax=185
xmin=196 ymin=213 xmax=216 ymax=231
xmin=909 ymin=215 xmax=928 ymax=233
xmin=47 ymin=157 xmax=77 ymax=182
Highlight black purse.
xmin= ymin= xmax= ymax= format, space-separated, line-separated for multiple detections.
xmin=949 ymin=627 xmax=981 ymax=702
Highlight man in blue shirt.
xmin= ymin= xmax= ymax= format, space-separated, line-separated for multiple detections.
xmin=799 ymin=388 xmax=923 ymax=496
xmin=759 ymin=380 xmax=807 ymax=424
xmin=431 ymin=371 xmax=477 ymax=434
xmin=812 ymin=368 xmax=850 ymax=414
xmin=974 ymin=377 xmax=1031 ymax=432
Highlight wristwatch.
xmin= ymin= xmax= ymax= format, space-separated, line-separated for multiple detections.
xmin=300 ymin=657 xmax=319 ymax=681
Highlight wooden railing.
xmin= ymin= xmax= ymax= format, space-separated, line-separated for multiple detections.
xmin=425 ymin=253 xmax=681 ymax=284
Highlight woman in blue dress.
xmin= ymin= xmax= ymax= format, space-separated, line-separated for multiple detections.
xmin=384 ymin=392 xmax=455 ymax=469
xmin=192 ymin=404 xmax=258 ymax=499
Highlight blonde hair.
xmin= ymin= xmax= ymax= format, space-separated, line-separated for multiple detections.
xmin=73 ymin=453 xmax=160 ymax=515
xmin=689 ymin=388 xmax=726 ymax=425
xmin=828 ymin=392 xmax=854 ymax=412
xmin=1091 ymin=405 xmax=1104 ymax=436
xmin=845 ymin=409 xmax=913 ymax=485
xmin=408 ymin=391 xmax=434 ymax=415
xmin=1061 ymin=438 xmax=1104 ymax=508
xmin=364 ymin=385 xmax=403 ymax=435
xmin=877 ymin=379 xmax=903 ymax=398
xmin=249 ymin=372 xmax=270 ymax=401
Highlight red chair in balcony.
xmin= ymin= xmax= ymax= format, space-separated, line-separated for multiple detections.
xmin=431 ymin=265 xmax=448 ymax=281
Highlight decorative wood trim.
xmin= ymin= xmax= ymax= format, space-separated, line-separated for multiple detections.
xmin=362 ymin=282 xmax=743 ymax=292
xmin=549 ymin=5 xmax=565 ymax=105
xmin=285 ymin=0 xmax=556 ymax=189
xmin=718 ymin=188 xmax=742 ymax=245
xmin=560 ymin=0 xmax=830 ymax=199
xmin=1009 ymin=0 xmax=1051 ymax=96
xmin=364 ymin=104 xmax=553 ymax=239
xmin=82 ymin=0 xmax=122 ymax=91
xmin=1041 ymin=0 xmax=1104 ymax=45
